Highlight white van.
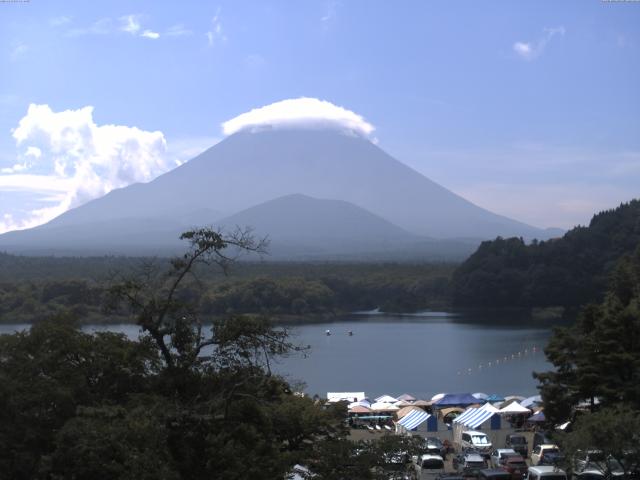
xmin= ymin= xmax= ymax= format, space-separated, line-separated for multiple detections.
xmin=461 ymin=430 xmax=492 ymax=455
xmin=526 ymin=466 xmax=567 ymax=480
xmin=413 ymin=454 xmax=445 ymax=480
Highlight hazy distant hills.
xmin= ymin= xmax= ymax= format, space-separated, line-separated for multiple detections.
xmin=0 ymin=127 xmax=561 ymax=258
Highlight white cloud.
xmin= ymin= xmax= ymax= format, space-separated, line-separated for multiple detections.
xmin=321 ymin=0 xmax=340 ymax=23
xmin=49 ymin=16 xmax=72 ymax=27
xmin=513 ymin=26 xmax=565 ymax=60
xmin=166 ymin=24 xmax=192 ymax=37
xmin=141 ymin=29 xmax=160 ymax=40
xmin=0 ymin=104 xmax=172 ymax=233
xmin=221 ymin=97 xmax=375 ymax=138
xmin=10 ymin=42 xmax=28 ymax=61
xmin=206 ymin=8 xmax=227 ymax=47
xmin=66 ymin=18 xmax=113 ymax=37
xmin=120 ymin=14 xmax=141 ymax=34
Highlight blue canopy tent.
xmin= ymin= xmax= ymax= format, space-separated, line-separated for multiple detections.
xmin=485 ymin=394 xmax=505 ymax=402
xmin=527 ymin=411 xmax=546 ymax=423
xmin=434 ymin=393 xmax=480 ymax=407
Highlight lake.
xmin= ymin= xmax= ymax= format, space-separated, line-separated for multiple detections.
xmin=0 ymin=311 xmax=554 ymax=400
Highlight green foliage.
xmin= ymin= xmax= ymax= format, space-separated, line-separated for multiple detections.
xmin=0 ymin=317 xmax=160 ymax=479
xmin=1 ymin=227 xmax=415 ymax=479
xmin=452 ymin=199 xmax=640 ymax=307
xmin=0 ymin=261 xmax=454 ymax=324
xmin=558 ymin=406 xmax=640 ymax=479
xmin=534 ymin=246 xmax=640 ymax=427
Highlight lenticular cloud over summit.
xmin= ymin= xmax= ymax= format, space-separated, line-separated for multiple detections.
xmin=221 ymin=98 xmax=375 ymax=137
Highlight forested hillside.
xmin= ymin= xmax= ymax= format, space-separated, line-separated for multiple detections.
xmin=0 ymin=259 xmax=454 ymax=323
xmin=452 ymin=199 xmax=640 ymax=307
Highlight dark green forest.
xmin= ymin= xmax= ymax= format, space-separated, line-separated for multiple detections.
xmin=452 ymin=199 xmax=640 ymax=308
xmin=0 ymin=228 xmax=431 ymax=480
xmin=532 ymin=245 xmax=640 ymax=478
xmin=0 ymin=255 xmax=454 ymax=324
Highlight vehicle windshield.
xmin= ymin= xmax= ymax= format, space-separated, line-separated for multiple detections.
xmin=467 ymin=462 xmax=485 ymax=468
xmin=508 ymin=462 xmax=527 ymax=468
xmin=472 ymin=435 xmax=489 ymax=445
xmin=544 ymin=448 xmax=560 ymax=455
xmin=543 ymin=475 xmax=566 ymax=480
xmin=510 ymin=437 xmax=526 ymax=444
xmin=422 ymin=459 xmax=445 ymax=469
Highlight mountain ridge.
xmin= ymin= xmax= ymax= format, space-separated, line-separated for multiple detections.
xmin=0 ymin=128 xmax=560 ymax=257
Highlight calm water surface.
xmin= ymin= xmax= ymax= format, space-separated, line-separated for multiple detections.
xmin=0 ymin=311 xmax=553 ymax=399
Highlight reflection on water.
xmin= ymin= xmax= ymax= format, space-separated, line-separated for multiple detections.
xmin=0 ymin=311 xmax=556 ymax=399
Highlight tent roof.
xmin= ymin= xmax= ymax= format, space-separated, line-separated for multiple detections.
xmin=394 ymin=400 xmax=413 ymax=407
xmin=349 ymin=405 xmax=372 ymax=413
xmin=397 ymin=409 xmax=431 ymax=430
xmin=371 ymin=402 xmax=400 ymax=411
xmin=500 ymin=402 xmax=531 ymax=414
xmin=413 ymin=400 xmax=432 ymax=407
xmin=527 ymin=411 xmax=546 ymax=422
xmin=454 ymin=403 xmax=500 ymax=426
xmin=485 ymin=394 xmax=505 ymax=402
xmin=440 ymin=407 xmax=465 ymax=417
xmin=327 ymin=392 xmax=366 ymax=402
xmin=397 ymin=406 xmax=423 ymax=419
xmin=348 ymin=400 xmax=371 ymax=409
xmin=434 ymin=393 xmax=479 ymax=406
xmin=504 ymin=395 xmax=526 ymax=402
xmin=454 ymin=403 xmax=500 ymax=429
xmin=397 ymin=393 xmax=417 ymax=401
xmin=473 ymin=392 xmax=489 ymax=400
xmin=375 ymin=394 xmax=399 ymax=403
xmin=521 ymin=395 xmax=542 ymax=408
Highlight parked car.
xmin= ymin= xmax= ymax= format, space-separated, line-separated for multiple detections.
xmin=574 ymin=470 xmax=606 ymax=480
xmin=413 ymin=454 xmax=445 ymax=480
xmin=531 ymin=445 xmax=562 ymax=466
xmin=490 ymin=449 xmax=518 ymax=468
xmin=478 ymin=469 xmax=512 ymax=480
xmin=505 ymin=434 xmax=529 ymax=458
xmin=461 ymin=431 xmax=493 ymax=456
xmin=454 ymin=453 xmax=487 ymax=471
xmin=425 ymin=437 xmax=448 ymax=459
xmin=501 ymin=456 xmax=529 ymax=480
xmin=573 ymin=450 xmax=624 ymax=477
xmin=532 ymin=432 xmax=553 ymax=451
xmin=526 ymin=466 xmax=567 ymax=480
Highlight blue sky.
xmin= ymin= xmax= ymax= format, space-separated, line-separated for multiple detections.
xmin=1 ymin=0 xmax=639 ymax=232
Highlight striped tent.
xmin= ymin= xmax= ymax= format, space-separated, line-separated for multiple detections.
xmin=454 ymin=403 xmax=500 ymax=429
xmin=397 ymin=409 xmax=431 ymax=430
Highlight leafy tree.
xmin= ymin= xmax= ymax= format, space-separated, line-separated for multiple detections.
xmin=558 ymin=406 xmax=640 ymax=479
xmin=534 ymin=246 xmax=640 ymax=427
xmin=0 ymin=316 xmax=160 ymax=480
xmin=453 ymin=199 xmax=640 ymax=308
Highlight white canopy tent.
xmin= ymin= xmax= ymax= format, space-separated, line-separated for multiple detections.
xmin=375 ymin=394 xmax=399 ymax=403
xmin=370 ymin=402 xmax=400 ymax=411
xmin=499 ymin=402 xmax=531 ymax=414
xmin=327 ymin=392 xmax=366 ymax=403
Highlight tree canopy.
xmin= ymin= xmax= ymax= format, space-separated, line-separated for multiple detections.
xmin=0 ymin=228 xmax=428 ymax=479
xmin=452 ymin=199 xmax=640 ymax=308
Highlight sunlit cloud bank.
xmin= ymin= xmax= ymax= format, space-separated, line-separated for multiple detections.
xmin=0 ymin=104 xmax=173 ymax=233
xmin=221 ymin=97 xmax=375 ymax=138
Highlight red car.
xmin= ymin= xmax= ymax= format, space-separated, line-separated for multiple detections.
xmin=501 ymin=456 xmax=528 ymax=480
